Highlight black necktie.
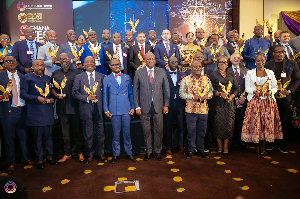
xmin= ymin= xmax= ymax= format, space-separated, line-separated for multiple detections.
xmin=90 ymin=73 xmax=95 ymax=89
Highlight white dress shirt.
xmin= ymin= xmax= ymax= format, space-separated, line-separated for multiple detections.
xmin=7 ymin=71 xmax=25 ymax=107
xmin=232 ymin=65 xmax=240 ymax=76
xmin=112 ymin=72 xmax=121 ymax=86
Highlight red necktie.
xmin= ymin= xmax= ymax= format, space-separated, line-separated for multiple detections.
xmin=115 ymin=73 xmax=121 ymax=78
xmin=235 ymin=67 xmax=240 ymax=83
xmin=116 ymin=45 xmax=120 ymax=60
xmin=170 ymin=71 xmax=177 ymax=74
xmin=149 ymin=69 xmax=153 ymax=85
xmin=12 ymin=73 xmax=18 ymax=106
xmin=141 ymin=45 xmax=145 ymax=58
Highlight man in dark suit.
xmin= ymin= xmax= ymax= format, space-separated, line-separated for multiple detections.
xmin=20 ymin=59 xmax=56 ymax=169
xmin=279 ymin=31 xmax=300 ymax=64
xmin=57 ymin=29 xmax=81 ymax=70
xmin=11 ymin=27 xmax=43 ymax=74
xmin=193 ymin=27 xmax=206 ymax=51
xmin=103 ymin=33 xmax=129 ymax=75
xmin=129 ymin=31 xmax=154 ymax=79
xmin=265 ymin=44 xmax=300 ymax=153
xmin=273 ymin=30 xmax=282 ymax=46
xmin=223 ymin=31 xmax=241 ymax=56
xmin=80 ymin=30 xmax=105 ymax=74
xmin=51 ymin=53 xmax=84 ymax=163
xmin=154 ymin=29 xmax=180 ymax=70
xmin=103 ymin=58 xmax=136 ymax=164
xmin=145 ymin=30 xmax=159 ymax=48
xmin=228 ymin=53 xmax=248 ymax=145
xmin=133 ymin=52 xmax=170 ymax=161
xmin=72 ymin=56 xmax=106 ymax=164
xmin=164 ymin=56 xmax=186 ymax=155
xmin=0 ymin=55 xmax=32 ymax=173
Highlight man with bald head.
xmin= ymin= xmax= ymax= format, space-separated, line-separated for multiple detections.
xmin=57 ymin=29 xmax=81 ymax=70
xmin=273 ymin=30 xmax=282 ymax=46
xmin=133 ymin=52 xmax=170 ymax=161
xmin=242 ymin=24 xmax=271 ymax=69
xmin=124 ymin=30 xmax=135 ymax=48
xmin=223 ymin=31 xmax=241 ymax=55
xmin=103 ymin=32 xmax=129 ymax=75
xmin=12 ymin=27 xmax=43 ymax=74
xmin=193 ymin=28 xmax=206 ymax=51
xmin=72 ymin=56 xmax=106 ymax=164
xmin=101 ymin=29 xmax=112 ymax=49
xmin=51 ymin=53 xmax=83 ymax=163
xmin=37 ymin=30 xmax=60 ymax=76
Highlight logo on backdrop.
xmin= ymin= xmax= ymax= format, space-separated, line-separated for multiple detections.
xmin=17 ymin=2 xmax=26 ymax=11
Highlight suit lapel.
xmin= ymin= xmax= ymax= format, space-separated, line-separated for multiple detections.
xmin=109 ymin=74 xmax=119 ymax=88
xmin=1 ymin=70 xmax=9 ymax=85
xmin=283 ymin=59 xmax=289 ymax=84
xmin=83 ymin=72 xmax=90 ymax=89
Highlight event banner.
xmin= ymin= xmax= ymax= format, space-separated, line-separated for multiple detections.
xmin=1 ymin=0 xmax=73 ymax=44
xmin=169 ymin=0 xmax=233 ymax=41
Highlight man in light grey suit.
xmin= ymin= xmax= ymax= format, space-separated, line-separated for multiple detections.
xmin=133 ymin=52 xmax=170 ymax=161
xmin=57 ymin=29 xmax=81 ymax=70
xmin=37 ymin=30 xmax=60 ymax=76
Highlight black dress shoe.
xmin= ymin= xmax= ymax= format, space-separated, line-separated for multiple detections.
xmin=46 ymin=159 xmax=57 ymax=165
xmin=156 ymin=153 xmax=162 ymax=161
xmin=222 ymin=152 xmax=229 ymax=157
xmin=36 ymin=163 xmax=45 ymax=169
xmin=126 ymin=155 xmax=137 ymax=162
xmin=99 ymin=155 xmax=107 ymax=162
xmin=111 ymin=156 xmax=118 ymax=164
xmin=143 ymin=154 xmax=152 ymax=161
xmin=198 ymin=151 xmax=209 ymax=158
xmin=186 ymin=151 xmax=193 ymax=159
xmin=85 ymin=156 xmax=93 ymax=164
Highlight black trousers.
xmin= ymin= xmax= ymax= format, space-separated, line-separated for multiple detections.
xmin=276 ymin=98 xmax=291 ymax=146
xmin=59 ymin=114 xmax=84 ymax=155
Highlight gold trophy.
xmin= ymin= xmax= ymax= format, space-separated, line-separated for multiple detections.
xmin=88 ymin=44 xmax=101 ymax=66
xmin=137 ymin=52 xmax=145 ymax=70
xmin=196 ymin=82 xmax=210 ymax=98
xmin=277 ymin=79 xmax=291 ymax=98
xmin=129 ymin=18 xmax=139 ymax=33
xmin=163 ymin=53 xmax=175 ymax=62
xmin=219 ymin=81 xmax=232 ymax=100
xmin=0 ymin=79 xmax=13 ymax=102
xmin=210 ymin=43 xmax=222 ymax=62
xmin=105 ymin=50 xmax=118 ymax=60
xmin=266 ymin=19 xmax=275 ymax=33
xmin=48 ymin=46 xmax=60 ymax=64
xmin=84 ymin=82 xmax=98 ymax=103
xmin=71 ymin=47 xmax=84 ymax=58
xmin=289 ymin=52 xmax=300 ymax=61
xmin=53 ymin=76 xmax=67 ymax=97
xmin=0 ymin=46 xmax=9 ymax=56
xmin=216 ymin=23 xmax=225 ymax=38
xmin=35 ymin=82 xmax=50 ymax=100
xmin=254 ymin=79 xmax=269 ymax=98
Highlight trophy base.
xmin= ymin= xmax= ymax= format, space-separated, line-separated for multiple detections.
xmin=212 ymin=58 xmax=217 ymax=62
xmin=2 ymin=98 xmax=9 ymax=102
xmin=91 ymin=99 xmax=98 ymax=103
xmin=279 ymin=94 xmax=286 ymax=98
xmin=58 ymin=94 xmax=66 ymax=97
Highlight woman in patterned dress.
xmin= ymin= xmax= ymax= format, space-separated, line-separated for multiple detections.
xmin=241 ymin=52 xmax=283 ymax=155
xmin=210 ymin=56 xmax=239 ymax=155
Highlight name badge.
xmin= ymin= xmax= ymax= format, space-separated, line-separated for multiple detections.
xmin=281 ymin=72 xmax=286 ymax=78
xmin=8 ymin=50 xmax=12 ymax=53
xmin=27 ymin=50 xmax=33 ymax=55
xmin=95 ymin=58 xmax=100 ymax=66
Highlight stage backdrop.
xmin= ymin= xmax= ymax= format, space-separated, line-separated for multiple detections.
xmin=169 ymin=0 xmax=233 ymax=41
xmin=73 ymin=0 xmax=169 ymax=42
xmin=0 ymin=0 xmax=73 ymax=44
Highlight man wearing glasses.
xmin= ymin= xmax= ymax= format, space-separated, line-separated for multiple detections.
xmin=265 ymin=44 xmax=300 ymax=153
xmin=193 ymin=27 xmax=206 ymax=50
xmin=51 ymin=53 xmax=83 ymax=163
xmin=0 ymin=55 xmax=32 ymax=173
xmin=12 ymin=27 xmax=43 ymax=74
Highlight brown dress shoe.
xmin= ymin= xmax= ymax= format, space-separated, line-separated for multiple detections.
xmin=21 ymin=159 xmax=33 ymax=165
xmin=166 ymin=148 xmax=171 ymax=155
xmin=78 ymin=153 xmax=84 ymax=162
xmin=7 ymin=165 xmax=15 ymax=173
xmin=57 ymin=155 xmax=72 ymax=163
xmin=179 ymin=147 xmax=184 ymax=153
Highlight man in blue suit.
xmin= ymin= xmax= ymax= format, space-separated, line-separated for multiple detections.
xmin=164 ymin=56 xmax=186 ymax=155
xmin=72 ymin=56 xmax=106 ymax=164
xmin=103 ymin=33 xmax=129 ymax=75
xmin=154 ymin=29 xmax=180 ymax=70
xmin=0 ymin=55 xmax=32 ymax=173
xmin=80 ymin=31 xmax=105 ymax=74
xmin=103 ymin=58 xmax=136 ymax=164
xmin=11 ymin=27 xmax=43 ymax=74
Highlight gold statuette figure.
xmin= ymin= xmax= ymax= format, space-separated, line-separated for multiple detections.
xmin=277 ymin=79 xmax=291 ymax=98
xmin=129 ymin=18 xmax=139 ymax=33
xmin=35 ymin=82 xmax=50 ymax=100
xmin=210 ymin=44 xmax=222 ymax=62
xmin=0 ymin=79 xmax=13 ymax=101
xmin=219 ymin=81 xmax=232 ymax=100
xmin=196 ymin=82 xmax=209 ymax=98
xmin=163 ymin=53 xmax=175 ymax=62
xmin=71 ymin=47 xmax=84 ymax=58
xmin=53 ymin=76 xmax=67 ymax=97
xmin=88 ymin=44 xmax=101 ymax=56
xmin=48 ymin=46 xmax=59 ymax=58
xmin=84 ymin=82 xmax=98 ymax=103
xmin=194 ymin=21 xmax=203 ymax=29
xmin=0 ymin=46 xmax=9 ymax=57
xmin=137 ymin=52 xmax=145 ymax=70
xmin=105 ymin=50 xmax=118 ymax=60
xmin=289 ymin=52 xmax=300 ymax=61
xmin=254 ymin=79 xmax=269 ymax=97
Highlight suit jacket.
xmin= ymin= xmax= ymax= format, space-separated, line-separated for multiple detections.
xmin=80 ymin=42 xmax=105 ymax=74
xmin=0 ymin=70 xmax=25 ymax=118
xmin=227 ymin=66 xmax=248 ymax=97
xmin=154 ymin=42 xmax=180 ymax=70
xmin=265 ymin=59 xmax=300 ymax=101
xmin=245 ymin=68 xmax=278 ymax=101
xmin=11 ymin=40 xmax=43 ymax=73
xmin=72 ymin=71 xmax=105 ymax=121
xmin=37 ymin=42 xmax=60 ymax=76
xmin=133 ymin=66 xmax=170 ymax=113
xmin=223 ymin=42 xmax=241 ymax=55
xmin=129 ymin=43 xmax=153 ymax=71
xmin=166 ymin=70 xmax=186 ymax=108
xmin=103 ymin=73 xmax=134 ymax=115
xmin=103 ymin=44 xmax=129 ymax=74
xmin=56 ymin=42 xmax=80 ymax=69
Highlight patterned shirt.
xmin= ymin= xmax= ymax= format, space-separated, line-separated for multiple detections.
xmin=179 ymin=74 xmax=213 ymax=114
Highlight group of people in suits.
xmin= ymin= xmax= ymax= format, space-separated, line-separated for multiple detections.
xmin=0 ymin=23 xmax=300 ymax=174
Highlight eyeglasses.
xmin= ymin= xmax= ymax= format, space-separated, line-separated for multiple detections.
xmin=169 ymin=61 xmax=178 ymax=64
xmin=4 ymin=59 xmax=17 ymax=63
xmin=110 ymin=63 xmax=121 ymax=67
xmin=218 ymin=61 xmax=228 ymax=64
xmin=59 ymin=58 xmax=70 ymax=61
xmin=274 ymin=51 xmax=286 ymax=54
xmin=68 ymin=33 xmax=76 ymax=36
xmin=25 ymin=31 xmax=35 ymax=35
xmin=1 ymin=38 xmax=10 ymax=41
xmin=196 ymin=31 xmax=205 ymax=34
